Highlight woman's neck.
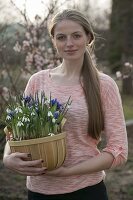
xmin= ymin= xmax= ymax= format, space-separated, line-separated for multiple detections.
xmin=61 ymin=58 xmax=83 ymax=79
xmin=49 ymin=58 xmax=84 ymax=85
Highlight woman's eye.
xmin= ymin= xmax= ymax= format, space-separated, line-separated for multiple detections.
xmin=56 ymin=35 xmax=66 ymax=41
xmin=73 ymin=34 xmax=81 ymax=39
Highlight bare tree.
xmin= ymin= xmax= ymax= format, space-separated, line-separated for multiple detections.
xmin=0 ymin=0 xmax=72 ymax=119
xmin=108 ymin=0 xmax=133 ymax=95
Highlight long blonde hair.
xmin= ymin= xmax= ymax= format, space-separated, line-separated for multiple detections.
xmin=48 ymin=9 xmax=104 ymax=139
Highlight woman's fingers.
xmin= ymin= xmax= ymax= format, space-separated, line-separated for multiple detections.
xmin=16 ymin=153 xmax=47 ymax=167
xmin=18 ymin=158 xmax=47 ymax=175
xmin=24 ymin=159 xmax=44 ymax=167
xmin=15 ymin=166 xmax=47 ymax=176
xmin=13 ymin=152 xmax=46 ymax=166
xmin=14 ymin=152 xmax=31 ymax=159
xmin=3 ymin=152 xmax=47 ymax=176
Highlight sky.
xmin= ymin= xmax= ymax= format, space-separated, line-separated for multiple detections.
xmin=0 ymin=0 xmax=112 ymax=24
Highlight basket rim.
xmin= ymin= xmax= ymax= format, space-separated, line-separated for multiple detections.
xmin=8 ymin=132 xmax=66 ymax=146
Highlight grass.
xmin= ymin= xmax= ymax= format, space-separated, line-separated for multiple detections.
xmin=115 ymin=79 xmax=133 ymax=120
xmin=127 ymin=186 xmax=133 ymax=197
xmin=121 ymin=94 xmax=133 ymax=120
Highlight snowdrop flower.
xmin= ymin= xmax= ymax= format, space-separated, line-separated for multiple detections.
xmin=48 ymin=133 xmax=55 ymax=136
xmin=48 ymin=111 xmax=53 ymax=117
xmin=4 ymin=91 xmax=71 ymax=140
xmin=17 ymin=121 xmax=24 ymax=127
xmin=45 ymin=99 xmax=50 ymax=107
xmin=6 ymin=110 xmax=15 ymax=118
xmin=15 ymin=107 xmax=23 ymax=113
xmin=31 ymin=111 xmax=36 ymax=116
xmin=22 ymin=117 xmax=30 ymax=122
xmin=6 ymin=115 xmax=12 ymax=120
xmin=52 ymin=118 xmax=56 ymax=123
xmin=6 ymin=108 xmax=12 ymax=114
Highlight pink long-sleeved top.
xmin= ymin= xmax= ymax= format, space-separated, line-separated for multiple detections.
xmin=24 ymin=69 xmax=128 ymax=195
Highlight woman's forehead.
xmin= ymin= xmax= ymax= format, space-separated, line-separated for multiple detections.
xmin=54 ymin=19 xmax=85 ymax=34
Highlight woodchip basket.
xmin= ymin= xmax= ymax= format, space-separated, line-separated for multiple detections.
xmin=8 ymin=132 xmax=66 ymax=171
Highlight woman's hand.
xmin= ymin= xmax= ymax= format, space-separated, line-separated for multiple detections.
xmin=3 ymin=152 xmax=47 ymax=176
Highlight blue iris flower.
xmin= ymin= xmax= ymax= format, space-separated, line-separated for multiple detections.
xmin=8 ymin=110 xmax=15 ymax=118
xmin=51 ymin=99 xmax=62 ymax=110
xmin=57 ymin=102 xmax=62 ymax=110
xmin=51 ymin=98 xmax=57 ymax=106
xmin=28 ymin=102 xmax=33 ymax=108
xmin=54 ymin=111 xmax=59 ymax=119
xmin=23 ymin=96 xmax=32 ymax=104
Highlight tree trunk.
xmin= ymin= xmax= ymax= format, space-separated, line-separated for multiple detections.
xmin=108 ymin=0 xmax=133 ymax=72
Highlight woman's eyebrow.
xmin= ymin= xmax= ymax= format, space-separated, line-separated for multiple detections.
xmin=56 ymin=31 xmax=82 ymax=36
xmin=56 ymin=33 xmax=65 ymax=36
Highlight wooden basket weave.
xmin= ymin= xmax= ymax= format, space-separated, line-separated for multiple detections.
xmin=8 ymin=132 xmax=66 ymax=171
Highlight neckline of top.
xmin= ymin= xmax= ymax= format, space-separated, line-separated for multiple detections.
xmin=48 ymin=69 xmax=83 ymax=88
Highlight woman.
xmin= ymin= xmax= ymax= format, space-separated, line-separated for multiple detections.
xmin=3 ymin=9 xmax=128 ymax=200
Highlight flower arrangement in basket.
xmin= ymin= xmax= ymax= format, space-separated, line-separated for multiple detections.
xmin=4 ymin=92 xmax=72 ymax=170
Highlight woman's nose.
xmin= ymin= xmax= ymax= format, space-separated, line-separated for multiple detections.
xmin=66 ymin=37 xmax=73 ymax=47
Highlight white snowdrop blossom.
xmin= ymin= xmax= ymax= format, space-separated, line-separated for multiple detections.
xmin=31 ymin=112 xmax=36 ymax=116
xmin=6 ymin=108 xmax=12 ymax=114
xmin=15 ymin=107 xmax=23 ymax=114
xmin=45 ymin=99 xmax=50 ymax=106
xmin=48 ymin=133 xmax=55 ymax=136
xmin=45 ymin=99 xmax=50 ymax=104
xmin=17 ymin=121 xmax=24 ymax=127
xmin=22 ymin=117 xmax=30 ymax=122
xmin=48 ymin=111 xmax=53 ymax=117
xmin=52 ymin=118 xmax=56 ymax=123
xmin=6 ymin=115 xmax=12 ymax=120
xmin=4 ymin=92 xmax=72 ymax=140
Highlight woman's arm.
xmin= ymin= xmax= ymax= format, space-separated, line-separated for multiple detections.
xmin=46 ymin=151 xmax=114 ymax=177
xmin=101 ymin=75 xmax=128 ymax=168
xmin=67 ymin=151 xmax=114 ymax=175
xmin=3 ymin=141 xmax=11 ymax=157
xmin=3 ymin=142 xmax=47 ymax=176
xmin=3 ymin=72 xmax=48 ymax=176
xmin=46 ymin=75 xmax=128 ymax=177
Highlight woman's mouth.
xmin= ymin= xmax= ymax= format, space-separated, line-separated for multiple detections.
xmin=64 ymin=50 xmax=78 ymax=53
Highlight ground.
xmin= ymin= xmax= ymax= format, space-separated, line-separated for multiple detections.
xmin=0 ymin=129 xmax=132 ymax=200
xmin=106 ymin=127 xmax=133 ymax=200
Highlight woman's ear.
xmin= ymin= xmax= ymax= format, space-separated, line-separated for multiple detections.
xmin=87 ymin=33 xmax=94 ymax=45
xmin=52 ymin=38 xmax=57 ymax=49
xmin=52 ymin=38 xmax=55 ymax=46
xmin=52 ymin=38 xmax=59 ymax=54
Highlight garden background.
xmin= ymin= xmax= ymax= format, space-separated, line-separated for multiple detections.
xmin=0 ymin=0 xmax=133 ymax=199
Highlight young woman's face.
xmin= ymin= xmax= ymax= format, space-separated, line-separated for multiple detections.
xmin=53 ymin=19 xmax=91 ymax=61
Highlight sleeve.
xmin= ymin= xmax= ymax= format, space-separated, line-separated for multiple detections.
xmin=102 ymin=77 xmax=128 ymax=168
xmin=24 ymin=75 xmax=36 ymax=96
xmin=24 ymin=70 xmax=48 ymax=96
